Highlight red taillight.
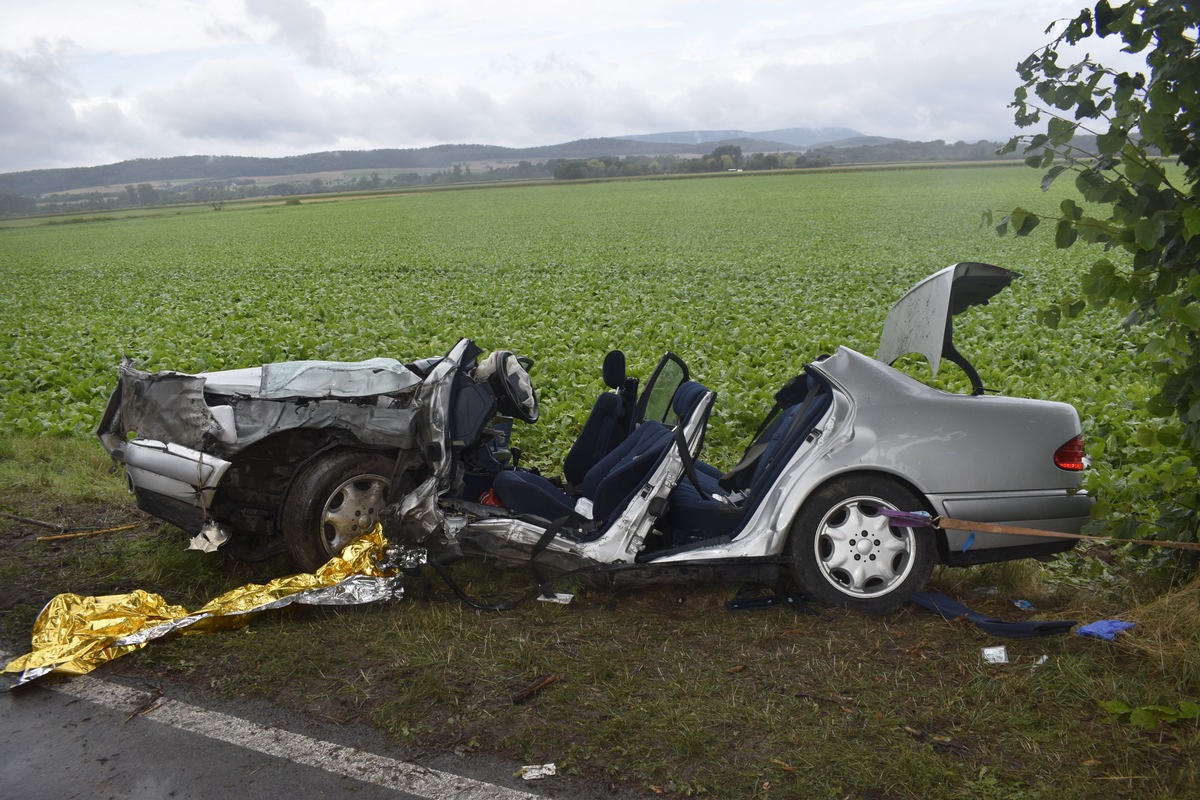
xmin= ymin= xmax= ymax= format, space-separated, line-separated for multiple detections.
xmin=1054 ymin=435 xmax=1087 ymax=471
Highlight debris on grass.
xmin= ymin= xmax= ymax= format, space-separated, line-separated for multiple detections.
xmin=511 ymin=673 xmax=560 ymax=704
xmin=1077 ymin=620 xmax=1137 ymax=641
xmin=517 ymin=763 xmax=556 ymax=780
xmin=982 ymin=645 xmax=1009 ymax=664
xmin=911 ymin=591 xmax=1076 ymax=637
xmin=3 ymin=528 xmax=407 ymax=688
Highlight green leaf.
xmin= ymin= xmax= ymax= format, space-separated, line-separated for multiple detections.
xmin=1009 ymin=208 xmax=1040 ymax=237
xmin=1135 ymin=215 xmax=1166 ymax=250
xmin=1056 ymin=219 xmax=1078 ymax=249
xmin=1129 ymin=707 xmax=1160 ymax=730
xmin=1098 ymin=699 xmax=1132 ymax=715
xmin=1095 ymin=127 xmax=1127 ymax=155
xmin=1038 ymin=307 xmax=1061 ymax=328
xmin=1176 ymin=304 xmax=1200 ymax=331
xmin=1060 ymin=199 xmax=1083 ymax=220
xmin=1177 ymin=701 xmax=1200 ymax=720
xmin=1183 ymin=208 xmax=1200 ymax=241
xmin=1143 ymin=705 xmax=1180 ymax=723
xmin=1041 ymin=165 xmax=1068 ymax=192
xmin=1048 ymin=116 xmax=1076 ymax=143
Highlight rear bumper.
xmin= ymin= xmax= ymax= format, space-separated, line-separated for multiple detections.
xmin=927 ymin=488 xmax=1093 ymax=566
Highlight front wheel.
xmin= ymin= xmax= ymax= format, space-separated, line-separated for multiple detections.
xmin=788 ymin=475 xmax=934 ymax=615
xmin=281 ymin=450 xmax=393 ymax=572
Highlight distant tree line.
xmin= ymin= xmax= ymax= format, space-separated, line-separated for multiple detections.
xmin=26 ymin=161 xmax=562 ymax=214
xmin=551 ymin=145 xmax=834 ymax=179
xmin=803 ymin=138 xmax=1039 ymax=165
xmin=4 ymin=138 xmax=1037 ymax=217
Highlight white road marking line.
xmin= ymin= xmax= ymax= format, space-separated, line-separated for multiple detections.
xmin=15 ymin=668 xmax=542 ymax=800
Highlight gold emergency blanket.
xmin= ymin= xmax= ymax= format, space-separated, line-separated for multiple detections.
xmin=4 ymin=527 xmax=400 ymax=687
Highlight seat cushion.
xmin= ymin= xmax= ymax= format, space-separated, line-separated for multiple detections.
xmin=494 ymin=421 xmax=673 ymax=523
xmin=492 ymin=469 xmax=576 ymax=520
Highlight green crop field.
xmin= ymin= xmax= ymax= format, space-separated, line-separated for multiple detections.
xmin=0 ymin=165 xmax=1149 ymax=478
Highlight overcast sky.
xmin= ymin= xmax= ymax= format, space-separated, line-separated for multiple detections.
xmin=0 ymin=0 xmax=1145 ymax=174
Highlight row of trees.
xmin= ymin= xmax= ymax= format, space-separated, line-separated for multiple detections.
xmin=28 ymin=162 xmax=562 ymax=214
xmin=11 ymin=138 xmax=1050 ymax=216
xmin=23 ymin=147 xmax=829 ymax=214
xmin=552 ymin=145 xmax=834 ymax=180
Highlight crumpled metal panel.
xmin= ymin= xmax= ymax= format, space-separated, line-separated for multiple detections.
xmin=100 ymin=358 xmax=421 ymax=461
xmin=876 ymin=262 xmax=1016 ymax=376
xmin=3 ymin=527 xmax=419 ymax=688
xmin=221 ymin=397 xmax=418 ymax=454
xmin=258 ymin=358 xmax=421 ymax=399
xmin=114 ymin=359 xmax=222 ymax=450
xmin=413 ymin=339 xmax=472 ymax=488
xmin=383 ymin=475 xmax=453 ymax=550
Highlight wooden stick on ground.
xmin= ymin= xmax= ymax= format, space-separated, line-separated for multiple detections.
xmin=36 ymin=523 xmax=139 ymax=543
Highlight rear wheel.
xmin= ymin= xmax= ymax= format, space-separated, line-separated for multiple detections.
xmin=788 ymin=475 xmax=934 ymax=615
xmin=281 ymin=450 xmax=393 ymax=572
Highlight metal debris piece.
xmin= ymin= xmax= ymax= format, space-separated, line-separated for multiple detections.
xmin=3 ymin=527 xmax=403 ymax=688
xmin=518 ymin=763 xmax=556 ymax=780
xmin=536 ymin=592 xmax=574 ymax=605
xmin=188 ymin=521 xmax=230 ymax=553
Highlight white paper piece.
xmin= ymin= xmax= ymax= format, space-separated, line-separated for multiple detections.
xmin=981 ymin=645 xmax=1009 ymax=664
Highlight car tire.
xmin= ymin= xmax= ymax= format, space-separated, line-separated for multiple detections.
xmin=787 ymin=474 xmax=934 ymax=615
xmin=281 ymin=450 xmax=393 ymax=572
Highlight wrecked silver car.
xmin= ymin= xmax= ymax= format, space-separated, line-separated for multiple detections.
xmin=98 ymin=263 xmax=1092 ymax=613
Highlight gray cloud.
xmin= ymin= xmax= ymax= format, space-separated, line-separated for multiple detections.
xmin=139 ymin=58 xmax=331 ymax=140
xmin=0 ymin=1 xmax=1152 ymax=174
xmin=244 ymin=0 xmax=348 ymax=69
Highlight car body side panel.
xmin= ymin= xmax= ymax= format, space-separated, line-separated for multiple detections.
xmin=651 ymin=346 xmax=1089 ymax=563
xmin=811 ymin=347 xmax=1086 ymax=495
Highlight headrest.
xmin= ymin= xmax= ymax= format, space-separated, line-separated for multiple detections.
xmin=671 ymin=381 xmax=711 ymax=420
xmin=602 ymin=350 xmax=626 ymax=390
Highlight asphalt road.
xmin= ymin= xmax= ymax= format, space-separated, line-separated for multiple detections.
xmin=1 ymin=658 xmax=624 ymax=800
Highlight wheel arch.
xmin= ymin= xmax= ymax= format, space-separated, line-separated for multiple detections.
xmin=212 ymin=428 xmax=401 ymax=533
xmin=785 ymin=467 xmax=946 ymax=564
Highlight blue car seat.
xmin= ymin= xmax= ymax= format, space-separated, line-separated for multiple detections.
xmin=561 ymin=350 xmax=639 ymax=486
xmin=665 ymin=372 xmax=832 ymax=546
xmin=494 ymin=380 xmax=712 ymax=531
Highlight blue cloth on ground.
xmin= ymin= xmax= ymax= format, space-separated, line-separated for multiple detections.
xmin=1076 ymin=619 xmax=1137 ymax=641
xmin=911 ymin=592 xmax=1077 ymax=638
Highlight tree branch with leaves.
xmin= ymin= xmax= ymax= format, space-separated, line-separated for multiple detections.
xmin=992 ymin=1 xmax=1199 ymax=557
